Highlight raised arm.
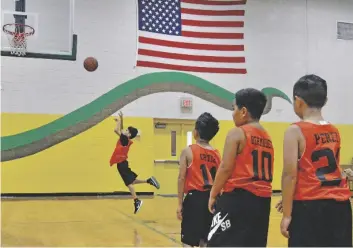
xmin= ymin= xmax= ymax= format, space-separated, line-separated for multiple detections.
xmin=119 ymin=111 xmax=124 ymax=130
xmin=113 ymin=111 xmax=124 ymax=136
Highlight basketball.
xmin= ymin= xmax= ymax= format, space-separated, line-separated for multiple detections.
xmin=83 ymin=57 xmax=98 ymax=72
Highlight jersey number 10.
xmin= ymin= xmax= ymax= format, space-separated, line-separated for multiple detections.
xmin=251 ymin=150 xmax=273 ymax=182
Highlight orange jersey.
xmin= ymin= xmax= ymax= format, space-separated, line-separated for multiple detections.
xmin=109 ymin=139 xmax=133 ymax=166
xmin=223 ymin=125 xmax=274 ymax=197
xmin=293 ymin=121 xmax=351 ymax=201
xmin=184 ymin=144 xmax=221 ymax=193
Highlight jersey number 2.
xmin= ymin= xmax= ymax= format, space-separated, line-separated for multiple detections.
xmin=311 ymin=148 xmax=341 ymax=187
xmin=200 ymin=164 xmax=217 ymax=189
xmin=251 ymin=150 xmax=273 ymax=182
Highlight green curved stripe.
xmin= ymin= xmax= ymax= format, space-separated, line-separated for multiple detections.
xmin=1 ymin=72 xmax=291 ymax=161
xmin=261 ymin=87 xmax=292 ymax=114
xmin=262 ymin=87 xmax=291 ymax=103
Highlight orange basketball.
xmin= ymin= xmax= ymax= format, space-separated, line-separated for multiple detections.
xmin=84 ymin=57 xmax=98 ymax=72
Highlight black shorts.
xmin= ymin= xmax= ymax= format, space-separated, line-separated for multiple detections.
xmin=117 ymin=160 xmax=138 ymax=186
xmin=207 ymin=188 xmax=271 ymax=247
xmin=181 ymin=190 xmax=213 ymax=246
xmin=288 ymin=199 xmax=352 ymax=247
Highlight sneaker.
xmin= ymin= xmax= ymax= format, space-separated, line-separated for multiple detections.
xmin=134 ymin=199 xmax=143 ymax=214
xmin=147 ymin=176 xmax=160 ymax=189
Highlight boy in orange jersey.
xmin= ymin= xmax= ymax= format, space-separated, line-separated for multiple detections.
xmin=279 ymin=74 xmax=352 ymax=247
xmin=207 ymin=88 xmax=274 ymax=247
xmin=110 ymin=111 xmax=160 ymax=214
xmin=177 ymin=112 xmax=221 ymax=247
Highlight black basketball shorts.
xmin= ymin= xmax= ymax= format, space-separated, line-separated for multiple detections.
xmin=288 ymin=199 xmax=352 ymax=247
xmin=207 ymin=188 xmax=271 ymax=247
xmin=117 ymin=160 xmax=138 ymax=186
xmin=181 ymin=190 xmax=213 ymax=247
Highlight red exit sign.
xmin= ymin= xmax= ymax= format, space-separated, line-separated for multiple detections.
xmin=181 ymin=98 xmax=193 ymax=108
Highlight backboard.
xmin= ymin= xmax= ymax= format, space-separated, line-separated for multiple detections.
xmin=1 ymin=0 xmax=77 ymax=60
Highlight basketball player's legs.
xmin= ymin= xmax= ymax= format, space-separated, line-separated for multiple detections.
xmin=117 ymin=161 xmax=143 ymax=214
xmin=288 ymin=199 xmax=345 ymax=247
xmin=327 ymin=199 xmax=352 ymax=247
xmin=199 ymin=239 xmax=207 ymax=247
xmin=182 ymin=239 xmax=206 ymax=247
xmin=131 ymin=177 xmax=161 ymax=189
xmin=182 ymin=242 xmax=206 ymax=248
xmin=207 ymin=189 xmax=271 ymax=247
xmin=117 ymin=161 xmax=138 ymax=190
xmin=131 ymin=179 xmax=147 ymax=184
xmin=181 ymin=191 xmax=211 ymax=247
xmin=127 ymin=184 xmax=138 ymax=199
xmin=117 ymin=162 xmax=160 ymax=214
xmin=117 ymin=161 xmax=160 ymax=189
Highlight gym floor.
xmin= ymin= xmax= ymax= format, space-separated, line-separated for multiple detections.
xmin=0 ymin=195 xmax=333 ymax=246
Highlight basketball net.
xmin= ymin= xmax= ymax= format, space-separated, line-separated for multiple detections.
xmin=3 ymin=24 xmax=35 ymax=56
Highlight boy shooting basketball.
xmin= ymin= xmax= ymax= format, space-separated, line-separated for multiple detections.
xmin=207 ymin=88 xmax=274 ymax=247
xmin=177 ymin=112 xmax=221 ymax=247
xmin=110 ymin=111 xmax=160 ymax=214
xmin=279 ymin=75 xmax=352 ymax=247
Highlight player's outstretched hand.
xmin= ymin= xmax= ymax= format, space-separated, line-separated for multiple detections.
xmin=275 ymin=199 xmax=283 ymax=213
xmin=343 ymin=168 xmax=353 ymax=181
xmin=176 ymin=205 xmax=183 ymax=220
xmin=208 ymin=196 xmax=216 ymax=214
xmin=118 ymin=111 xmax=123 ymax=118
xmin=280 ymin=216 xmax=291 ymax=238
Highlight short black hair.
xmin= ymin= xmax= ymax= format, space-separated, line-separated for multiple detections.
xmin=293 ymin=74 xmax=327 ymax=108
xmin=128 ymin=126 xmax=138 ymax=139
xmin=235 ymin=88 xmax=267 ymax=120
xmin=195 ymin=112 xmax=219 ymax=141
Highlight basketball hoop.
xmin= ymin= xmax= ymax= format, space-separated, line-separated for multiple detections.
xmin=3 ymin=23 xmax=35 ymax=56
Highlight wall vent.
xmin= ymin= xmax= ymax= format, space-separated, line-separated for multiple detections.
xmin=337 ymin=21 xmax=353 ymax=40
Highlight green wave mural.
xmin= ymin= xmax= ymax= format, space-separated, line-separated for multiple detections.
xmin=1 ymin=72 xmax=291 ymax=162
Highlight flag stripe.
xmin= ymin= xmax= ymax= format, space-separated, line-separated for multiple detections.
xmin=138 ymin=49 xmax=245 ymax=63
xmin=181 ymin=14 xmax=244 ymax=21
xmin=182 ymin=31 xmax=243 ymax=39
xmin=137 ymin=61 xmax=247 ymax=74
xmin=181 ymin=8 xmax=245 ymax=16
xmin=140 ymin=31 xmax=244 ymax=45
xmin=139 ymin=36 xmax=245 ymax=51
xmin=181 ymin=2 xmax=246 ymax=10
xmin=181 ymin=25 xmax=244 ymax=34
xmin=181 ymin=0 xmax=246 ymax=5
xmin=182 ymin=19 xmax=244 ymax=27
xmin=139 ymin=43 xmax=246 ymax=57
xmin=138 ymin=55 xmax=246 ymax=69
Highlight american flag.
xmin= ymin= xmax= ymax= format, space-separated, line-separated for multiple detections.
xmin=136 ymin=0 xmax=247 ymax=74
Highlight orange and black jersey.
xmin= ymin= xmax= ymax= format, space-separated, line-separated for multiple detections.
xmin=293 ymin=121 xmax=351 ymax=201
xmin=184 ymin=144 xmax=221 ymax=193
xmin=223 ymin=125 xmax=274 ymax=197
xmin=109 ymin=134 xmax=133 ymax=166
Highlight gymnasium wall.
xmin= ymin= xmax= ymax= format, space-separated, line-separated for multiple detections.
xmin=1 ymin=0 xmax=353 ymax=194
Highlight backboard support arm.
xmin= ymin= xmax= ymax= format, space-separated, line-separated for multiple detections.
xmin=14 ymin=0 xmax=27 ymax=33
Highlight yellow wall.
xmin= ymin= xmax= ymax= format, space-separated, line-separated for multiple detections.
xmin=1 ymin=113 xmax=155 ymax=193
xmin=1 ymin=113 xmax=352 ymax=194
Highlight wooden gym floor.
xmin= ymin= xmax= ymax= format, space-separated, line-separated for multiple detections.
xmin=1 ymin=195 xmax=350 ymax=247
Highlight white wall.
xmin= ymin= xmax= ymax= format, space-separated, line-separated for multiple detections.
xmin=1 ymin=0 xmax=72 ymax=53
xmin=1 ymin=0 xmax=353 ymax=124
xmin=306 ymin=0 xmax=353 ymax=123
